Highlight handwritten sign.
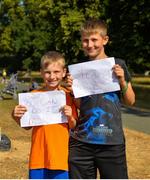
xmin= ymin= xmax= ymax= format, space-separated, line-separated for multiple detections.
xmin=19 ymin=90 xmax=67 ymax=127
xmin=68 ymin=57 xmax=120 ymax=98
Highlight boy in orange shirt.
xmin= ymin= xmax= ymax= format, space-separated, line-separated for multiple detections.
xmin=12 ymin=51 xmax=77 ymax=179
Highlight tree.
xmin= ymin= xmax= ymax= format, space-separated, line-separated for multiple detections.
xmin=0 ymin=0 xmax=149 ymax=73
xmin=106 ymin=0 xmax=150 ymax=73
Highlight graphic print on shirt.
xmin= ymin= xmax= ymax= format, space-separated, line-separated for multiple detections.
xmin=80 ymin=107 xmax=113 ymax=143
xmin=72 ymin=92 xmax=124 ymax=144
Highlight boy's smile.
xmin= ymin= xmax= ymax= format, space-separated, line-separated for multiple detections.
xmin=41 ymin=62 xmax=66 ymax=90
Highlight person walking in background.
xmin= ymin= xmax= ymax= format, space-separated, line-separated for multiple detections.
xmin=12 ymin=51 xmax=78 ymax=179
xmin=2 ymin=68 xmax=7 ymax=83
xmin=67 ymin=18 xmax=135 ymax=179
xmin=29 ymin=78 xmax=39 ymax=91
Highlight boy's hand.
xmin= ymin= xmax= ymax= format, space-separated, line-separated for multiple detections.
xmin=65 ymin=73 xmax=73 ymax=93
xmin=62 ymin=105 xmax=76 ymax=128
xmin=12 ymin=105 xmax=27 ymax=124
xmin=62 ymin=105 xmax=72 ymax=118
xmin=113 ymin=64 xmax=135 ymax=105
xmin=113 ymin=64 xmax=125 ymax=84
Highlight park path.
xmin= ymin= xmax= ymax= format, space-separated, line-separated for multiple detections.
xmin=121 ymin=106 xmax=150 ymax=134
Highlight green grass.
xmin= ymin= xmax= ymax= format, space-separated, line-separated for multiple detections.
xmin=132 ymin=77 xmax=150 ymax=109
xmin=132 ymin=76 xmax=150 ymax=85
xmin=0 ymin=99 xmax=18 ymax=137
xmin=133 ymin=84 xmax=150 ymax=88
xmin=132 ymin=85 xmax=150 ymax=110
xmin=1 ymin=73 xmax=149 ymax=110
xmin=17 ymin=71 xmax=43 ymax=83
xmin=0 ymin=98 xmax=17 ymax=110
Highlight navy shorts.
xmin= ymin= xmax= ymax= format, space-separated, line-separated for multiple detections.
xmin=69 ymin=137 xmax=128 ymax=179
xmin=29 ymin=168 xmax=69 ymax=179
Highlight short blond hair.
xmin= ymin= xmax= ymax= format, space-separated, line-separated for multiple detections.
xmin=41 ymin=51 xmax=65 ymax=69
xmin=80 ymin=19 xmax=108 ymax=37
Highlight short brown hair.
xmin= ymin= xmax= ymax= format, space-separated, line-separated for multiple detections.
xmin=41 ymin=51 xmax=65 ymax=69
xmin=80 ymin=19 xmax=108 ymax=37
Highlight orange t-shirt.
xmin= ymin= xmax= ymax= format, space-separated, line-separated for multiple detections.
xmin=29 ymin=87 xmax=77 ymax=171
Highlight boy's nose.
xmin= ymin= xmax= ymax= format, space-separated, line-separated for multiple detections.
xmin=88 ymin=40 xmax=93 ymax=47
xmin=49 ymin=73 xmax=56 ymax=79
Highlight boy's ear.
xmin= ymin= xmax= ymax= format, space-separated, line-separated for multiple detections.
xmin=40 ymin=68 xmax=42 ymax=74
xmin=63 ymin=68 xmax=67 ymax=78
xmin=40 ymin=68 xmax=44 ymax=77
xmin=103 ymin=35 xmax=109 ymax=45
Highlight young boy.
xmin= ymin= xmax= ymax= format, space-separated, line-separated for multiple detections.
xmin=12 ymin=51 xmax=77 ymax=179
xmin=67 ymin=19 xmax=135 ymax=179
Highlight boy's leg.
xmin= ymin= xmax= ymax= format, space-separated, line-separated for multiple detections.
xmin=95 ymin=144 xmax=128 ymax=179
xmin=29 ymin=169 xmax=69 ymax=179
xmin=46 ymin=169 xmax=69 ymax=179
xmin=69 ymin=137 xmax=97 ymax=179
xmin=29 ymin=169 xmax=45 ymax=179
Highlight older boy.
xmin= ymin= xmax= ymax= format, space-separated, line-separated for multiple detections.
xmin=12 ymin=51 xmax=77 ymax=179
xmin=67 ymin=19 xmax=135 ymax=179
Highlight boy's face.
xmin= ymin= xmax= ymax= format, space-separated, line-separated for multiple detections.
xmin=41 ymin=62 xmax=66 ymax=90
xmin=81 ymin=32 xmax=108 ymax=60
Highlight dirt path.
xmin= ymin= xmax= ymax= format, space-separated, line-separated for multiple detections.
xmin=0 ymin=139 xmax=30 ymax=179
xmin=124 ymin=128 xmax=150 ymax=179
xmin=0 ymin=128 xmax=150 ymax=179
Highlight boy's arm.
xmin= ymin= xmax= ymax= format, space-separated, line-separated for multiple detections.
xmin=119 ymin=80 xmax=135 ymax=106
xmin=113 ymin=64 xmax=135 ymax=106
xmin=68 ymin=116 xmax=77 ymax=129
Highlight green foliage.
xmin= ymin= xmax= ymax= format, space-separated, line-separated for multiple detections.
xmin=0 ymin=0 xmax=149 ymax=72
xmin=106 ymin=0 xmax=150 ymax=73
xmin=22 ymin=57 xmax=32 ymax=70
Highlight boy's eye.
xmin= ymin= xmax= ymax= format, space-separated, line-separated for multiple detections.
xmin=44 ymin=71 xmax=60 ymax=75
xmin=44 ymin=71 xmax=50 ymax=75
xmin=83 ymin=39 xmax=88 ymax=43
xmin=91 ymin=38 xmax=97 ymax=42
xmin=54 ymin=71 xmax=60 ymax=74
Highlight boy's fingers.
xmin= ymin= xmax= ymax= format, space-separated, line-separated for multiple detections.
xmin=59 ymin=105 xmax=66 ymax=112
xmin=66 ymin=73 xmax=73 ymax=80
xmin=14 ymin=105 xmax=27 ymax=117
xmin=61 ymin=105 xmax=72 ymax=115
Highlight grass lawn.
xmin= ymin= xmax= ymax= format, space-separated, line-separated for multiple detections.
xmin=1 ymin=73 xmax=150 ymax=110
xmin=132 ymin=76 xmax=150 ymax=85
xmin=0 ymin=99 xmax=31 ymax=178
xmin=0 ymin=99 xmax=150 ymax=178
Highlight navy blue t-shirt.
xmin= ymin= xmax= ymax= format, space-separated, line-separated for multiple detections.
xmin=70 ymin=58 xmax=131 ymax=145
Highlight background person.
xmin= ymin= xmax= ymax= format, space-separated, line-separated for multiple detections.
xmin=2 ymin=68 xmax=7 ymax=83
xmin=29 ymin=78 xmax=39 ymax=91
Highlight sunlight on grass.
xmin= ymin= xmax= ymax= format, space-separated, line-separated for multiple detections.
xmin=0 ymin=99 xmax=17 ymax=115
xmin=132 ymin=76 xmax=150 ymax=85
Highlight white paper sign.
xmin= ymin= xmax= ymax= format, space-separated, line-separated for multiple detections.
xmin=19 ymin=90 xmax=67 ymax=127
xmin=68 ymin=57 xmax=120 ymax=98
